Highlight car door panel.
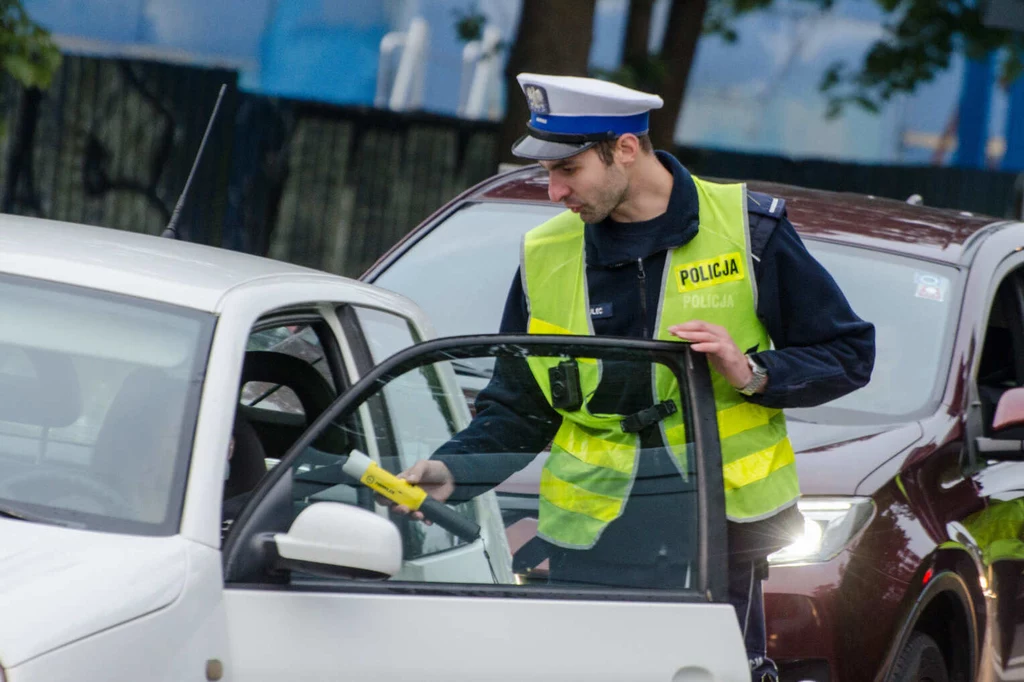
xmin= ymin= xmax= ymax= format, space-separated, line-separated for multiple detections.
xmin=224 ymin=588 xmax=747 ymax=682
xmin=223 ymin=335 xmax=740 ymax=681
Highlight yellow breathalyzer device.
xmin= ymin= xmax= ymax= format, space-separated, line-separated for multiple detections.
xmin=342 ymin=450 xmax=480 ymax=542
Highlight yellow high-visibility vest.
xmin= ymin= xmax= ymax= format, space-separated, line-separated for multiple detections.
xmin=523 ymin=175 xmax=799 ymax=549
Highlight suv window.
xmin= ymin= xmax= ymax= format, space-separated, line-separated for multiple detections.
xmin=373 ymin=203 xmax=562 ymax=337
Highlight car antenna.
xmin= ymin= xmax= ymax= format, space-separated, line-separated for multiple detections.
xmin=161 ymin=83 xmax=227 ymax=240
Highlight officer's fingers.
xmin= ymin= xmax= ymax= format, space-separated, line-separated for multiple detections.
xmin=696 ymin=323 xmax=737 ymax=343
xmin=687 ymin=341 xmax=724 ymax=355
xmin=712 ymin=326 xmax=739 ymax=346
xmin=689 ymin=321 xmax=732 ymax=340
xmin=670 ymin=329 xmax=717 ymax=343
xmin=669 ymin=320 xmax=711 ymax=333
xmin=395 ymin=507 xmax=427 ymax=523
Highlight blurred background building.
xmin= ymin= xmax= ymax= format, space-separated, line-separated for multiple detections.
xmin=20 ymin=0 xmax=1024 ymax=169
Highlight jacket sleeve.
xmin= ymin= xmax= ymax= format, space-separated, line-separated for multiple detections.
xmin=431 ymin=269 xmax=562 ymax=501
xmin=746 ymin=215 xmax=876 ymax=409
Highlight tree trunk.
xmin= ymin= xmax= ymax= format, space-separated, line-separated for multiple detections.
xmin=623 ymin=0 xmax=656 ymax=68
xmin=648 ymin=0 xmax=708 ymax=150
xmin=498 ymin=0 xmax=597 ymax=165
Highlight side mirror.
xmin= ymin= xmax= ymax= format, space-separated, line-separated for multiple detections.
xmin=273 ymin=502 xmax=402 ymax=579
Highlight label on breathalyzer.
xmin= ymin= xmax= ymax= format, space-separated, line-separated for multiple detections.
xmin=343 ymin=450 xmax=428 ymax=510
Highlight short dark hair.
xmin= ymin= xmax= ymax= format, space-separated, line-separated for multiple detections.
xmin=593 ymin=134 xmax=654 ymax=165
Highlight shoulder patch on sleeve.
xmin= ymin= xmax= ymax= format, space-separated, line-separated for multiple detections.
xmin=747 ymin=191 xmax=786 ymax=219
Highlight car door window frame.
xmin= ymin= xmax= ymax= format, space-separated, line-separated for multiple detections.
xmin=966 ymin=258 xmax=1024 ymax=470
xmin=335 ymin=304 xmax=402 ymax=466
xmin=222 ymin=334 xmax=728 ymax=604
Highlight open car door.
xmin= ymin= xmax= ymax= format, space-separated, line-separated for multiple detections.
xmin=220 ymin=334 xmax=748 ymax=682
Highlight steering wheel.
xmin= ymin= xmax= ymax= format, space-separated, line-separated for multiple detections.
xmin=0 ymin=469 xmax=135 ymax=517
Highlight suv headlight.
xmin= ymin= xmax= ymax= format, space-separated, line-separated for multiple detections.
xmin=768 ymin=497 xmax=875 ymax=566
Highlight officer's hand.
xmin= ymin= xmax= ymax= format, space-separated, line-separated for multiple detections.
xmin=667 ymin=321 xmax=754 ymax=391
xmin=389 ymin=460 xmax=456 ymax=522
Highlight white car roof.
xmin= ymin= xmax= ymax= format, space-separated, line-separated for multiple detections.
xmin=0 ymin=214 xmax=379 ymax=312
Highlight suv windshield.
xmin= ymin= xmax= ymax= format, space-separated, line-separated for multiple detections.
xmin=374 ymin=202 xmax=960 ymax=423
xmin=0 ymin=275 xmax=213 ymax=534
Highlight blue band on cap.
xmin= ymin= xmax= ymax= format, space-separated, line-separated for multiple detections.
xmin=529 ymin=111 xmax=650 ymax=137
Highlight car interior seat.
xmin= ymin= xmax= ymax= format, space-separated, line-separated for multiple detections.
xmin=0 ymin=346 xmax=81 ymax=430
xmin=224 ymin=413 xmax=268 ymax=501
xmin=92 ymin=365 xmax=184 ymax=518
xmin=238 ymin=350 xmax=347 ymax=455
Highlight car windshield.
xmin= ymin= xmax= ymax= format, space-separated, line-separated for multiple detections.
xmin=374 ymin=201 xmax=961 ymax=424
xmin=0 ymin=274 xmax=213 ymax=534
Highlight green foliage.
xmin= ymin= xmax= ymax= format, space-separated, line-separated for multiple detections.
xmin=661 ymin=0 xmax=1022 ymax=120
xmin=452 ymin=4 xmax=487 ymax=43
xmin=0 ymin=0 xmax=60 ymax=90
xmin=819 ymin=0 xmax=1024 ymax=117
xmin=451 ymin=3 xmax=506 ymax=60
xmin=596 ymin=0 xmax=835 ymax=88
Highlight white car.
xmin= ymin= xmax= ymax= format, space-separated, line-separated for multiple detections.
xmin=0 ymin=215 xmax=748 ymax=682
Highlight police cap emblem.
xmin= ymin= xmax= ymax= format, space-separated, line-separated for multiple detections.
xmin=524 ymin=85 xmax=550 ymax=114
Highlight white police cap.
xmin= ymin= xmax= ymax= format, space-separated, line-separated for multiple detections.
xmin=511 ymin=73 xmax=664 ymax=161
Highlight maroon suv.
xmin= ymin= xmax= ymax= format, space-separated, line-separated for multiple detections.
xmin=362 ymin=165 xmax=1024 ymax=682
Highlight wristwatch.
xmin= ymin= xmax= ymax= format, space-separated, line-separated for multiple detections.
xmin=738 ymin=355 xmax=768 ymax=396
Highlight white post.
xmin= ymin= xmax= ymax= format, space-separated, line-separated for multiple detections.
xmin=375 ymin=32 xmax=406 ymax=109
xmin=463 ymin=25 xmax=503 ymax=120
xmin=457 ymin=41 xmax=482 ymax=117
xmin=389 ymin=17 xmax=429 ymax=112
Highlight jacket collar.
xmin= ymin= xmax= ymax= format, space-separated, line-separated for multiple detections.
xmin=584 ymin=151 xmax=700 ymax=268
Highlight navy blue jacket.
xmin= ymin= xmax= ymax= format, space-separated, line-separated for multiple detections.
xmin=434 ymin=151 xmax=875 ymax=563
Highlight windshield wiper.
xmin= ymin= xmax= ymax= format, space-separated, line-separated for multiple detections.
xmin=0 ymin=503 xmax=72 ymax=527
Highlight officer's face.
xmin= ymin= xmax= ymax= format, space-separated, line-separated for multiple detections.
xmin=541 ymin=148 xmax=628 ymax=223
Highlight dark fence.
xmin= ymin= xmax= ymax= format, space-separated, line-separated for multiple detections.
xmin=0 ymin=56 xmax=235 ymax=244
xmin=0 ymin=54 xmax=500 ymax=276
xmin=2 ymin=54 xmax=1022 ymax=281
xmin=223 ymin=98 xmax=499 ymax=275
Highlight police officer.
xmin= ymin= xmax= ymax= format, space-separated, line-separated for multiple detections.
xmin=396 ymin=73 xmax=875 ymax=682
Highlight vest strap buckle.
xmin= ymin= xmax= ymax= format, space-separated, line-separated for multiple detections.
xmin=620 ymin=400 xmax=677 ymax=433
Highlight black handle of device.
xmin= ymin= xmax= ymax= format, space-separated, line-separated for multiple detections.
xmin=418 ymin=497 xmax=481 ymax=542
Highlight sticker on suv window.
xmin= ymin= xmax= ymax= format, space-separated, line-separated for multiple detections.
xmin=914 ymin=272 xmax=949 ymax=302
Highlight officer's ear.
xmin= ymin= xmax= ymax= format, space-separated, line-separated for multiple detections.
xmin=615 ymin=134 xmax=641 ymax=167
